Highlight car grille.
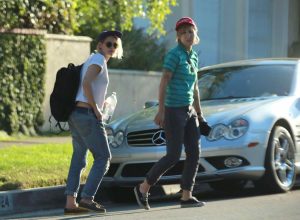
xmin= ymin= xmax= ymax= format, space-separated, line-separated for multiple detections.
xmin=105 ymin=163 xmax=120 ymax=177
xmin=127 ymin=129 xmax=165 ymax=147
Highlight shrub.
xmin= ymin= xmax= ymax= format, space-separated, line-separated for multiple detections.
xmin=108 ymin=28 xmax=167 ymax=71
xmin=0 ymin=32 xmax=46 ymax=135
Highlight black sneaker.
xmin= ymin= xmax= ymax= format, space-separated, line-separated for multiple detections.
xmin=134 ymin=185 xmax=150 ymax=210
xmin=79 ymin=201 xmax=106 ymax=213
xmin=180 ymin=197 xmax=206 ymax=208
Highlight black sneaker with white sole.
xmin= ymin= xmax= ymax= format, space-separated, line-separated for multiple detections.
xmin=180 ymin=197 xmax=206 ymax=208
xmin=134 ymin=185 xmax=150 ymax=210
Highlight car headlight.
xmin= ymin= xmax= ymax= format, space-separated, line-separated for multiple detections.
xmin=207 ymin=119 xmax=248 ymax=141
xmin=105 ymin=128 xmax=124 ymax=148
xmin=112 ymin=131 xmax=124 ymax=148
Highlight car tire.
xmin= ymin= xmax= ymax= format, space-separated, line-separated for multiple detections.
xmin=208 ymin=179 xmax=248 ymax=193
xmin=254 ymin=126 xmax=296 ymax=193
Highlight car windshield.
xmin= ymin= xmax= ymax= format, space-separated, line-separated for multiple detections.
xmin=198 ymin=64 xmax=295 ymax=100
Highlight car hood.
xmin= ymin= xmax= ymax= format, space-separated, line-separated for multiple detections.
xmin=111 ymin=97 xmax=283 ymax=132
xmin=201 ymin=97 xmax=280 ymax=124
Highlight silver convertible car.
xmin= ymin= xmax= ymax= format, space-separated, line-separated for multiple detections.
xmin=104 ymin=58 xmax=300 ymax=193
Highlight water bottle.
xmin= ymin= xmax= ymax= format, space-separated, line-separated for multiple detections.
xmin=102 ymin=92 xmax=117 ymax=123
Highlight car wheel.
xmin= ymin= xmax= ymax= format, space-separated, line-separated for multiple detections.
xmin=254 ymin=126 xmax=296 ymax=193
xmin=208 ymin=179 xmax=248 ymax=193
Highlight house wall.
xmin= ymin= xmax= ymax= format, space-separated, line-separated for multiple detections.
xmin=106 ymin=70 xmax=161 ymax=118
xmin=159 ymin=0 xmax=300 ymax=66
xmin=288 ymin=0 xmax=300 ymax=57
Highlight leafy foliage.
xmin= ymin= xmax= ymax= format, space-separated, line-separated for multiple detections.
xmin=0 ymin=0 xmax=177 ymax=37
xmin=76 ymin=0 xmax=177 ymax=52
xmin=0 ymin=33 xmax=45 ymax=135
xmin=0 ymin=0 xmax=78 ymax=34
xmin=109 ymin=28 xmax=167 ymax=71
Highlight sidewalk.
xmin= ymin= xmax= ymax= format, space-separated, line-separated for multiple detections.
xmin=0 ymin=136 xmax=72 ymax=148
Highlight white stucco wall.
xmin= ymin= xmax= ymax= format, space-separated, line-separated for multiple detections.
xmin=106 ymin=69 xmax=161 ymax=119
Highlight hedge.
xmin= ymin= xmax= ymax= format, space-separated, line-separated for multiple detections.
xmin=0 ymin=30 xmax=46 ymax=135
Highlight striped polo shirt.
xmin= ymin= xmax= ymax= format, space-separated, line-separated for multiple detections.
xmin=163 ymin=44 xmax=198 ymax=107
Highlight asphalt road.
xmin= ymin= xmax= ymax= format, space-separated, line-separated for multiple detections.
xmin=5 ymin=181 xmax=300 ymax=220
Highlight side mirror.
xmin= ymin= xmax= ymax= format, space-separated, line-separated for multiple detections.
xmin=144 ymin=101 xmax=159 ymax=109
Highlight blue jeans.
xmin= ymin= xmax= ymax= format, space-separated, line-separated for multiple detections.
xmin=65 ymin=107 xmax=111 ymax=200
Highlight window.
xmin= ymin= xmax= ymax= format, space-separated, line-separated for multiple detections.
xmin=198 ymin=64 xmax=295 ymax=100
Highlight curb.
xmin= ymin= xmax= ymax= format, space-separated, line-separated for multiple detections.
xmin=0 ymin=185 xmax=66 ymax=216
xmin=0 ymin=184 xmax=183 ymax=217
xmin=0 ymin=184 xmax=113 ymax=217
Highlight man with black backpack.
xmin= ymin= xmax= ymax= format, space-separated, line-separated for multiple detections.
xmin=63 ymin=30 xmax=123 ymax=215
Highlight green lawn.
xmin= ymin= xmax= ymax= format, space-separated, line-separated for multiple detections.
xmin=0 ymin=143 xmax=92 ymax=191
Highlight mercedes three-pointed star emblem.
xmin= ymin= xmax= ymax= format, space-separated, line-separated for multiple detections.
xmin=152 ymin=130 xmax=166 ymax=145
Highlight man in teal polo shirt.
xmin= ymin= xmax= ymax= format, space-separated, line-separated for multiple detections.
xmin=134 ymin=17 xmax=210 ymax=210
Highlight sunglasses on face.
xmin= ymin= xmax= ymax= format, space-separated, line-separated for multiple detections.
xmin=105 ymin=41 xmax=118 ymax=49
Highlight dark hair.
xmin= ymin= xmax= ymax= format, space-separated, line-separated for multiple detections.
xmin=97 ymin=30 xmax=122 ymax=43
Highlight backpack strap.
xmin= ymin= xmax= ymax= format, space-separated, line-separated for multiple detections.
xmin=55 ymin=121 xmax=69 ymax=132
xmin=48 ymin=115 xmax=69 ymax=133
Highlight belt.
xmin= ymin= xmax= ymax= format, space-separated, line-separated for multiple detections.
xmin=165 ymin=105 xmax=193 ymax=111
xmin=74 ymin=106 xmax=94 ymax=114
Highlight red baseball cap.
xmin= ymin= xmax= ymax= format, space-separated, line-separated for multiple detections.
xmin=175 ymin=17 xmax=196 ymax=31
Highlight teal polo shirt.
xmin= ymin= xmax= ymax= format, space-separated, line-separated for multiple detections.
xmin=163 ymin=44 xmax=198 ymax=107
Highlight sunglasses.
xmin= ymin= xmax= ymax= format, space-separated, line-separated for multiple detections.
xmin=105 ymin=41 xmax=118 ymax=49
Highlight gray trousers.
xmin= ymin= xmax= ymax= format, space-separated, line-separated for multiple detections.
xmin=146 ymin=105 xmax=200 ymax=191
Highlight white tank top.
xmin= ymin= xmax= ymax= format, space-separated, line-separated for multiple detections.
xmin=76 ymin=53 xmax=108 ymax=109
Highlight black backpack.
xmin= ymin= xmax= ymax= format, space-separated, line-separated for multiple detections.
xmin=50 ymin=63 xmax=83 ymax=130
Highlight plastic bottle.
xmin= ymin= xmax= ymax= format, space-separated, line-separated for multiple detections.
xmin=102 ymin=92 xmax=117 ymax=123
